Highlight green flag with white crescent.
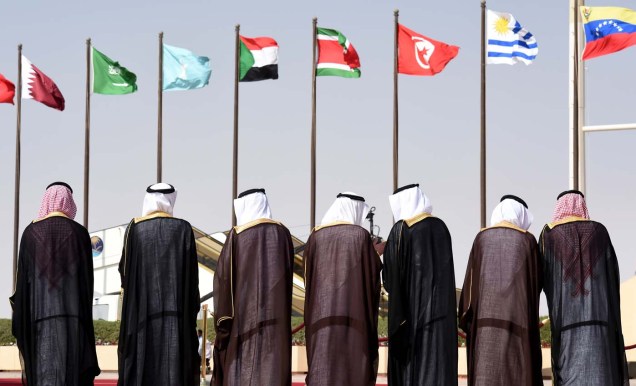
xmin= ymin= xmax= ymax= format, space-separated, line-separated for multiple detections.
xmin=92 ymin=47 xmax=137 ymax=95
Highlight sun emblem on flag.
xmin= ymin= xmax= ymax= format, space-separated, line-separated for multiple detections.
xmin=494 ymin=16 xmax=510 ymax=35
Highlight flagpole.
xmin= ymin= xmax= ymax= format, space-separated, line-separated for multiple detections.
xmin=157 ymin=32 xmax=164 ymax=183
xmin=310 ymin=17 xmax=318 ymax=231
xmin=232 ymin=24 xmax=240 ymax=227
xmin=84 ymin=38 xmax=91 ymax=228
xmin=480 ymin=0 xmax=487 ymax=228
xmin=13 ymin=44 xmax=22 ymax=288
xmin=393 ymin=10 xmax=399 ymax=193
xmin=578 ymin=0 xmax=586 ymax=193
xmin=569 ymin=0 xmax=581 ymax=190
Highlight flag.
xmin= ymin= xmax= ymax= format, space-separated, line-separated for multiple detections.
xmin=163 ymin=44 xmax=211 ymax=91
xmin=21 ymin=55 xmax=65 ymax=110
xmin=0 ymin=73 xmax=15 ymax=104
xmin=486 ymin=10 xmax=538 ymax=65
xmin=239 ymin=36 xmax=279 ymax=82
xmin=316 ymin=27 xmax=361 ymax=78
xmin=398 ymin=24 xmax=459 ymax=76
xmin=92 ymin=47 xmax=137 ymax=94
xmin=581 ymin=6 xmax=636 ymax=60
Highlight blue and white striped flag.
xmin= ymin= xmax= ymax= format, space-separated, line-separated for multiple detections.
xmin=487 ymin=10 xmax=538 ymax=65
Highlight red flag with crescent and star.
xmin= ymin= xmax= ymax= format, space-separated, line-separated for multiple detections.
xmin=398 ymin=24 xmax=459 ymax=76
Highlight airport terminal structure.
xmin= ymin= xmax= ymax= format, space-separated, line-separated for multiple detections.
xmin=89 ymin=223 xmax=310 ymax=321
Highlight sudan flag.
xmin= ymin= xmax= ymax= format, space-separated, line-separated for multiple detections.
xmin=239 ymin=36 xmax=279 ymax=82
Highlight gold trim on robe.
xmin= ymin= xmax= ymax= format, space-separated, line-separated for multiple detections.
xmin=481 ymin=221 xmax=527 ymax=233
xmin=548 ymin=216 xmax=589 ymax=229
xmin=234 ymin=218 xmax=281 ymax=234
xmin=32 ymin=211 xmax=69 ymax=223
xmin=313 ymin=220 xmax=354 ymax=233
xmin=134 ymin=211 xmax=172 ymax=224
xmin=404 ymin=213 xmax=434 ymax=227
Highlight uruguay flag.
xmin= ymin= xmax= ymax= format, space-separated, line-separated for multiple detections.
xmin=487 ymin=10 xmax=538 ymax=65
xmin=163 ymin=44 xmax=211 ymax=91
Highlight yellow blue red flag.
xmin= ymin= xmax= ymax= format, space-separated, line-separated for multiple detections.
xmin=581 ymin=6 xmax=636 ymax=60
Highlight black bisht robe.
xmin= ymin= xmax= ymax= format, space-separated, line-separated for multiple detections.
xmin=303 ymin=223 xmax=382 ymax=386
xmin=382 ymin=214 xmax=458 ymax=386
xmin=539 ymin=218 xmax=629 ymax=385
xmin=10 ymin=215 xmax=100 ymax=386
xmin=212 ymin=219 xmax=294 ymax=386
xmin=118 ymin=213 xmax=200 ymax=386
xmin=459 ymin=223 xmax=543 ymax=386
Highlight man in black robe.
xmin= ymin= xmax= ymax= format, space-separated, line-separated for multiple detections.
xmin=459 ymin=195 xmax=542 ymax=386
xmin=303 ymin=192 xmax=382 ymax=386
xmin=10 ymin=182 xmax=100 ymax=386
xmin=118 ymin=183 xmax=200 ymax=386
xmin=382 ymin=184 xmax=457 ymax=386
xmin=539 ymin=190 xmax=628 ymax=385
xmin=212 ymin=188 xmax=294 ymax=386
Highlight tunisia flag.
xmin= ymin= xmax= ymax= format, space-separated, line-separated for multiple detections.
xmin=21 ymin=55 xmax=65 ymax=111
xmin=0 ymin=73 xmax=15 ymax=104
xmin=398 ymin=24 xmax=459 ymax=76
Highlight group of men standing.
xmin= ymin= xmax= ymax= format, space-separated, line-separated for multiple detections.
xmin=9 ymin=181 xmax=630 ymax=385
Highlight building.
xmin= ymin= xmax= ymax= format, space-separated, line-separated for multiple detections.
xmin=89 ymin=224 xmax=308 ymax=321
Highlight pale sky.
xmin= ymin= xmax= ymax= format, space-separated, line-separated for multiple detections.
xmin=1 ymin=0 xmax=635 ymax=318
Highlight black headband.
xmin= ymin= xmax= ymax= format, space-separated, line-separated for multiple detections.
xmin=557 ymin=190 xmax=584 ymax=200
xmin=146 ymin=184 xmax=175 ymax=194
xmin=46 ymin=181 xmax=73 ymax=193
xmin=393 ymin=183 xmax=419 ymax=195
xmin=238 ymin=188 xmax=266 ymax=198
xmin=500 ymin=194 xmax=528 ymax=209
xmin=337 ymin=193 xmax=365 ymax=202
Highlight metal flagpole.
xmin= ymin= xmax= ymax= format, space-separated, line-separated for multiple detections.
xmin=480 ymin=0 xmax=487 ymax=228
xmin=13 ymin=44 xmax=22 ymax=288
xmin=310 ymin=17 xmax=318 ymax=231
xmin=84 ymin=38 xmax=91 ymax=228
xmin=569 ymin=0 xmax=580 ymax=190
xmin=200 ymin=304 xmax=208 ymax=381
xmin=577 ymin=0 xmax=586 ymax=193
xmin=157 ymin=32 xmax=164 ymax=183
xmin=393 ymin=10 xmax=399 ymax=193
xmin=232 ymin=25 xmax=240 ymax=227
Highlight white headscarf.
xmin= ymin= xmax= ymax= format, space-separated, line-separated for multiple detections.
xmin=320 ymin=192 xmax=370 ymax=226
xmin=142 ymin=183 xmax=177 ymax=216
xmin=233 ymin=189 xmax=272 ymax=226
xmin=389 ymin=184 xmax=433 ymax=221
xmin=490 ymin=195 xmax=533 ymax=231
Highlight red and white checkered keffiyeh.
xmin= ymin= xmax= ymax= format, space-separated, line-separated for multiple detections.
xmin=552 ymin=193 xmax=589 ymax=223
xmin=38 ymin=184 xmax=77 ymax=220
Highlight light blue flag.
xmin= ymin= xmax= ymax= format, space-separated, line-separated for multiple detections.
xmin=163 ymin=44 xmax=211 ymax=91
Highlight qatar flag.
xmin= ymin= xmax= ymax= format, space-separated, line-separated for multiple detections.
xmin=21 ymin=55 xmax=65 ymax=111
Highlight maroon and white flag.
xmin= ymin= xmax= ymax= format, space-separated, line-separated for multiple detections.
xmin=21 ymin=55 xmax=65 ymax=111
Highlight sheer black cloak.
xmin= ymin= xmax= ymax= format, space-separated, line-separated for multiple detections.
xmin=212 ymin=220 xmax=294 ymax=386
xmin=118 ymin=214 xmax=200 ymax=386
xmin=539 ymin=219 xmax=629 ymax=385
xmin=303 ymin=223 xmax=382 ymax=386
xmin=10 ymin=215 xmax=100 ymax=386
xmin=382 ymin=215 xmax=458 ymax=386
xmin=459 ymin=224 xmax=543 ymax=386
